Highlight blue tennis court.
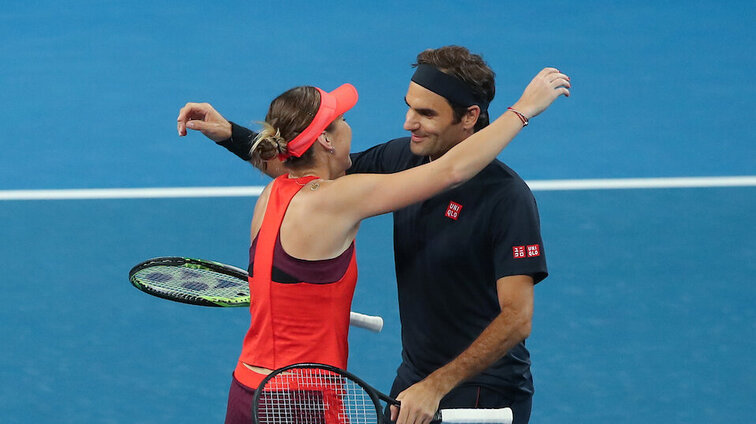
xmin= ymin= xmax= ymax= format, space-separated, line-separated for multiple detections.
xmin=1 ymin=1 xmax=754 ymax=423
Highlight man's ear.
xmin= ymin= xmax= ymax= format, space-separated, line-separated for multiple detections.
xmin=463 ymin=105 xmax=481 ymax=131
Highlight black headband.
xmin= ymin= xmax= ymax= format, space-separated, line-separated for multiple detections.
xmin=411 ymin=64 xmax=489 ymax=112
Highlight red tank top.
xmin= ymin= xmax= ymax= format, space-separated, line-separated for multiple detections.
xmin=234 ymin=175 xmax=358 ymax=388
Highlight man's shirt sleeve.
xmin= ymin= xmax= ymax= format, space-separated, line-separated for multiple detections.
xmin=490 ymin=182 xmax=549 ymax=284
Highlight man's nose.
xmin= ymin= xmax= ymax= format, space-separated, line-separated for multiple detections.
xmin=404 ymin=109 xmax=419 ymax=131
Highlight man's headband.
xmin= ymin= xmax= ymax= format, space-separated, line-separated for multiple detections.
xmin=411 ymin=64 xmax=489 ymax=111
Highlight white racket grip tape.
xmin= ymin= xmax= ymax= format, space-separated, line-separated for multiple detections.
xmin=349 ymin=311 xmax=384 ymax=332
xmin=437 ymin=408 xmax=513 ymax=424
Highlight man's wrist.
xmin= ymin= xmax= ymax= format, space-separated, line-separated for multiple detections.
xmin=424 ymin=367 xmax=463 ymax=396
xmin=216 ymin=121 xmax=259 ymax=161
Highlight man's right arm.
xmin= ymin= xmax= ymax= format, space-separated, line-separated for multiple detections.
xmin=176 ymin=102 xmax=287 ymax=178
xmin=176 ymin=102 xmax=407 ymax=177
xmin=216 ymin=121 xmax=258 ymax=162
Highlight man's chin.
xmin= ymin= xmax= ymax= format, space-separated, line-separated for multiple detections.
xmin=408 ymin=140 xmax=430 ymax=157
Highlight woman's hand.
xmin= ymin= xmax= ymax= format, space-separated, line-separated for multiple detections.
xmin=511 ymin=67 xmax=571 ymax=119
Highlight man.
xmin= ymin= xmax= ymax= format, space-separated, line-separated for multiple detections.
xmin=178 ymin=46 xmax=562 ymax=424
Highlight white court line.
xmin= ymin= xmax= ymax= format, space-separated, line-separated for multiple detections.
xmin=0 ymin=176 xmax=754 ymax=200
xmin=526 ymin=176 xmax=756 ymax=191
xmin=0 ymin=186 xmax=264 ymax=200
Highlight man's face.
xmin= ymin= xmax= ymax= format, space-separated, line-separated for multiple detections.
xmin=403 ymin=82 xmax=468 ymax=160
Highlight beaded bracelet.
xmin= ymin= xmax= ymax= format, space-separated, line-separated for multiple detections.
xmin=507 ymin=107 xmax=529 ymax=127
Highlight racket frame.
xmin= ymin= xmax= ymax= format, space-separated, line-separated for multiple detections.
xmin=128 ymin=256 xmax=250 ymax=307
xmin=252 ymin=363 xmax=514 ymax=424
xmin=129 ymin=256 xmax=384 ymax=331
xmin=252 ymin=362 xmax=396 ymax=424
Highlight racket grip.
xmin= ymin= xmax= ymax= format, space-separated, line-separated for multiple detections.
xmin=349 ymin=311 xmax=383 ymax=332
xmin=436 ymin=408 xmax=513 ymax=424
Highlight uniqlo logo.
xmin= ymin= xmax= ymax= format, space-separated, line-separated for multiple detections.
xmin=527 ymin=244 xmax=541 ymax=257
xmin=445 ymin=201 xmax=463 ymax=220
xmin=513 ymin=246 xmax=526 ymax=258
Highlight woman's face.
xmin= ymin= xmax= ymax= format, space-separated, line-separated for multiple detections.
xmin=326 ymin=115 xmax=353 ymax=174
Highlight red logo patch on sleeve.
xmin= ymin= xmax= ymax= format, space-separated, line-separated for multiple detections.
xmin=445 ymin=201 xmax=463 ymax=220
xmin=513 ymin=246 xmax=526 ymax=258
xmin=527 ymin=244 xmax=541 ymax=257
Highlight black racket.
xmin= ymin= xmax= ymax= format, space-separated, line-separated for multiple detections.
xmin=253 ymin=363 xmax=513 ymax=424
xmin=129 ymin=256 xmax=384 ymax=332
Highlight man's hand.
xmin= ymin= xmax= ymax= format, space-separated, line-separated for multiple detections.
xmin=391 ymin=379 xmax=445 ymax=424
xmin=177 ymin=102 xmax=232 ymax=142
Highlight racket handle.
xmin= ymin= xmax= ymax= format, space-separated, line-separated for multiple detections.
xmin=436 ymin=408 xmax=513 ymax=424
xmin=349 ymin=311 xmax=383 ymax=332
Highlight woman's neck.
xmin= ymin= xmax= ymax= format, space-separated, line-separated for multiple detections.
xmin=287 ymin=171 xmax=319 ymax=179
xmin=287 ymin=159 xmax=336 ymax=180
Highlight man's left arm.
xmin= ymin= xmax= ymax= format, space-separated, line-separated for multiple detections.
xmin=392 ymin=274 xmax=534 ymax=424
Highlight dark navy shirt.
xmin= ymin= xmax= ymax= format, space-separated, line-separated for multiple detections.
xmin=349 ymin=137 xmax=548 ymax=398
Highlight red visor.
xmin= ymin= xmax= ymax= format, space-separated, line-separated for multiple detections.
xmin=281 ymin=83 xmax=358 ymax=159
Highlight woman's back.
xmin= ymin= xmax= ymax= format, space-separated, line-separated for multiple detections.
xmin=251 ymin=176 xmax=360 ymax=261
xmin=236 ymin=175 xmax=358 ymax=389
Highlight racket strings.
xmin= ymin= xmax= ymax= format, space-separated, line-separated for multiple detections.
xmin=132 ymin=265 xmax=247 ymax=299
xmin=257 ymin=369 xmax=378 ymax=424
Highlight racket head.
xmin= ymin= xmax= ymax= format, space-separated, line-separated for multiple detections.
xmin=253 ymin=363 xmax=389 ymax=424
xmin=128 ymin=256 xmax=250 ymax=307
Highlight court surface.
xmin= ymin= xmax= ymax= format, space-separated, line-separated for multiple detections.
xmin=1 ymin=1 xmax=754 ymax=423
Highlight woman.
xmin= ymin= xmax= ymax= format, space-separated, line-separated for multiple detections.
xmin=225 ymin=68 xmax=570 ymax=423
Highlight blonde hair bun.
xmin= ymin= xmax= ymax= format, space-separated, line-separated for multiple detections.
xmin=250 ymin=121 xmax=287 ymax=167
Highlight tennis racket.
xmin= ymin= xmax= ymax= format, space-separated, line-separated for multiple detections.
xmin=128 ymin=256 xmax=384 ymax=332
xmin=253 ymin=363 xmax=513 ymax=424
